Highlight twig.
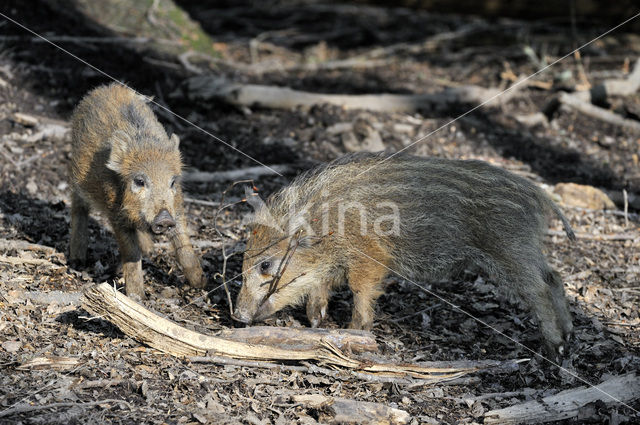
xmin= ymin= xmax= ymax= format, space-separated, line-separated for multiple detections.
xmin=0 ymin=399 xmax=132 ymax=418
xmin=605 ymin=321 xmax=640 ymax=327
xmin=623 ymin=189 xmax=629 ymax=228
xmin=546 ymin=230 xmax=638 ymax=241
xmin=213 ymin=180 xmax=257 ymax=316
xmin=359 ymin=22 xmax=491 ymax=59
xmin=284 ymin=58 xmax=393 ymax=73
xmin=178 ymin=51 xmax=209 ymax=75
xmin=184 ymin=197 xmax=220 ymax=208
xmin=189 ymin=356 xmax=493 ymax=386
xmin=155 ymin=240 xmax=226 ymax=250
xmin=257 ymin=229 xmax=305 ymax=312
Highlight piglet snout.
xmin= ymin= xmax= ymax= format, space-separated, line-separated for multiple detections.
xmin=151 ymin=209 xmax=176 ymax=234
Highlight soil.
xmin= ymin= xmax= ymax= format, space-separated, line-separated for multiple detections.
xmin=0 ymin=1 xmax=639 ymax=424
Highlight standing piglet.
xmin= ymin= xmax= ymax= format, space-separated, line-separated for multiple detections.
xmin=69 ymin=83 xmax=205 ymax=298
xmin=234 ymin=152 xmax=575 ymax=357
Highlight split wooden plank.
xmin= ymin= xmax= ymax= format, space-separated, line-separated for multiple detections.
xmin=484 ymin=372 xmax=640 ymax=424
xmin=82 ymin=282 xmax=478 ymax=380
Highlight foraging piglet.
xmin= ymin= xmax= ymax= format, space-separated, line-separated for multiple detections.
xmin=234 ymin=152 xmax=575 ymax=356
xmin=69 ymin=83 xmax=205 ymax=298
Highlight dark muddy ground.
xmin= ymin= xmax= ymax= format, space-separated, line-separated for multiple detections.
xmin=0 ymin=1 xmax=639 ymax=424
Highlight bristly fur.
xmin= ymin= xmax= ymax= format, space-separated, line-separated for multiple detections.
xmin=68 ymin=83 xmax=204 ymax=298
xmin=237 ymin=152 xmax=575 ymax=357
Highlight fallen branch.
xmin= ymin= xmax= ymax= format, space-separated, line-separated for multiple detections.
xmin=183 ymin=164 xmax=294 ymax=183
xmin=82 ymin=282 xmax=477 ymax=381
xmin=155 ymin=240 xmax=225 ymax=250
xmin=0 ymin=399 xmax=132 ymax=419
xmin=484 ymin=372 xmax=640 ymax=424
xmin=184 ymin=197 xmax=220 ymax=208
xmin=184 ymin=76 xmax=517 ymax=113
xmin=571 ymin=58 xmax=640 ymax=104
xmin=283 ymin=58 xmax=393 ymax=73
xmin=360 ymin=22 xmax=491 ymax=59
xmin=558 ymin=92 xmax=640 ymax=132
xmin=217 ymin=325 xmax=378 ymax=353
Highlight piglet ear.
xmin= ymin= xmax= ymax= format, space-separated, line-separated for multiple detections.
xmin=106 ymin=130 xmax=132 ymax=172
xmin=169 ymin=133 xmax=180 ymax=149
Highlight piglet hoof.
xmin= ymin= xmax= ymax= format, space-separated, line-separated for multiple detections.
xmin=68 ymin=258 xmax=86 ymax=270
xmin=542 ymin=341 xmax=569 ymax=364
xmin=306 ymin=303 xmax=327 ymax=328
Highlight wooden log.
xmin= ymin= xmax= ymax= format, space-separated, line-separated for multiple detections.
xmin=217 ymin=325 xmax=378 ymax=353
xmin=184 ymin=76 xmax=516 ymax=113
xmin=484 ymin=372 xmax=640 ymax=424
xmin=81 ymin=282 xmax=475 ymax=380
xmin=289 ymin=394 xmax=410 ymax=425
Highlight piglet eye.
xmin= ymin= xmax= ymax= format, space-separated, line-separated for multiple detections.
xmin=170 ymin=177 xmax=177 ymax=189
xmin=260 ymin=261 xmax=271 ymax=274
xmin=133 ymin=177 xmax=145 ymax=188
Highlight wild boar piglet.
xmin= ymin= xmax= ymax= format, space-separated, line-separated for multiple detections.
xmin=234 ymin=152 xmax=575 ymax=356
xmin=69 ymin=83 xmax=204 ymax=298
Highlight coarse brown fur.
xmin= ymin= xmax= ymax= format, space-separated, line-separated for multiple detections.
xmin=69 ymin=83 xmax=204 ymax=298
xmin=235 ymin=152 xmax=575 ymax=356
